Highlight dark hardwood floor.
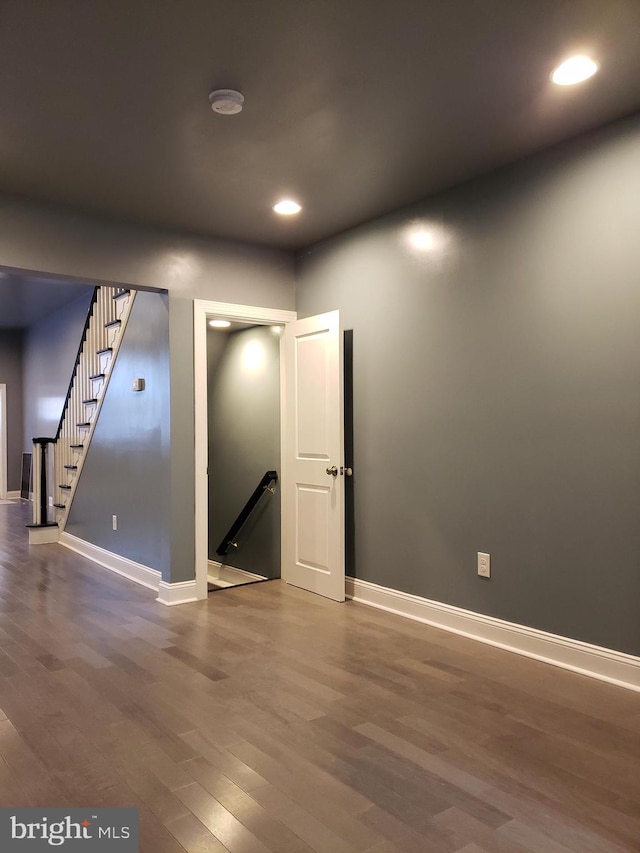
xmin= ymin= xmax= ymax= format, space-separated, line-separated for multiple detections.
xmin=1 ymin=500 xmax=639 ymax=852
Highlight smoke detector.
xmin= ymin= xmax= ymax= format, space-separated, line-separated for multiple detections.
xmin=209 ymin=89 xmax=244 ymax=115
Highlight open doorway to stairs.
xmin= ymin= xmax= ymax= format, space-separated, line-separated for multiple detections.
xmin=194 ymin=301 xmax=297 ymax=600
xmin=206 ymin=317 xmax=283 ymax=592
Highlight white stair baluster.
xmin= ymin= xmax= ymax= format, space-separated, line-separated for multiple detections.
xmin=52 ymin=286 xmax=137 ymax=528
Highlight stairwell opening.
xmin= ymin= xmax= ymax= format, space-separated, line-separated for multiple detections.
xmin=206 ymin=318 xmax=282 ymax=593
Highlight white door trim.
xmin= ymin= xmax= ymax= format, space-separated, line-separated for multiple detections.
xmin=193 ymin=300 xmax=297 ymax=601
xmin=0 ymin=384 xmax=7 ymax=500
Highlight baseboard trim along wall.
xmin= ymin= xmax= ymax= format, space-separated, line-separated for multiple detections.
xmin=60 ymin=531 xmax=161 ymax=592
xmin=208 ymin=560 xmax=266 ymax=584
xmin=346 ymin=576 xmax=640 ymax=694
xmin=27 ymin=525 xmax=59 ymax=545
xmin=156 ymin=580 xmax=198 ymax=606
xmin=7 ymin=490 xmax=20 ymax=499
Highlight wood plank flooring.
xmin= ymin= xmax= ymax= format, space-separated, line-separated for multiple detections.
xmin=1 ymin=500 xmax=639 ymax=852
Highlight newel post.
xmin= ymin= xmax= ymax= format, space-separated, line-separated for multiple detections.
xmin=26 ymin=437 xmax=59 ymax=544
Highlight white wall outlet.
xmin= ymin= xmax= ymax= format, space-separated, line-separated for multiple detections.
xmin=112 ymin=514 xmax=118 ymax=531
xmin=48 ymin=496 xmax=53 ymax=507
xmin=477 ymin=552 xmax=491 ymax=578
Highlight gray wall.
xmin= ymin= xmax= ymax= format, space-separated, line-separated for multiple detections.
xmin=0 ymin=331 xmax=23 ymax=491
xmin=66 ymin=291 xmax=170 ymax=577
xmin=0 ymin=194 xmax=295 ymax=583
xmin=22 ymin=289 xmax=94 ymax=448
xmin=208 ymin=325 xmax=280 ymax=578
xmin=296 ymin=111 xmax=640 ymax=656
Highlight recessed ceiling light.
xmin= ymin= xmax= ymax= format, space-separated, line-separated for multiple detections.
xmin=551 ymin=55 xmax=599 ymax=86
xmin=273 ymin=200 xmax=302 ymax=216
xmin=209 ymin=319 xmax=231 ymax=328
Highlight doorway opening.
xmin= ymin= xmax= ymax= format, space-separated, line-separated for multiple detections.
xmin=194 ymin=300 xmax=347 ymax=603
xmin=206 ymin=318 xmax=282 ymax=592
xmin=194 ymin=300 xmax=297 ymax=600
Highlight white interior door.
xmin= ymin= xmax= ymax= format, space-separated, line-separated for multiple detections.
xmin=282 ymin=310 xmax=345 ymax=602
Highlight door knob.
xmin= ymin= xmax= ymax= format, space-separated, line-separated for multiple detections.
xmin=326 ymin=465 xmax=338 ymax=477
xmin=340 ymin=466 xmax=353 ymax=477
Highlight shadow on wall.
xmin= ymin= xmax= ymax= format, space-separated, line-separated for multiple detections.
xmin=344 ymin=329 xmax=355 ymax=579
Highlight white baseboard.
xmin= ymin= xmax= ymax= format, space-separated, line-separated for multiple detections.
xmin=60 ymin=531 xmax=161 ymax=592
xmin=7 ymin=490 xmax=20 ymax=499
xmin=346 ymin=577 xmax=640 ymax=694
xmin=157 ymin=580 xmax=198 ymax=606
xmin=208 ymin=560 xmax=266 ymax=584
xmin=28 ymin=525 xmax=59 ymax=545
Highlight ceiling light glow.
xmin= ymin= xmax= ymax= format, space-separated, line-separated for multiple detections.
xmin=409 ymin=228 xmax=435 ymax=251
xmin=242 ymin=341 xmax=265 ymax=373
xmin=273 ymin=200 xmax=302 ymax=216
xmin=405 ymin=221 xmax=452 ymax=253
xmin=209 ymin=319 xmax=231 ymax=328
xmin=551 ymin=55 xmax=599 ymax=86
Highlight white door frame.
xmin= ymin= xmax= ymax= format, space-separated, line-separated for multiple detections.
xmin=0 ymin=384 xmax=6 ymax=500
xmin=193 ymin=300 xmax=297 ymax=600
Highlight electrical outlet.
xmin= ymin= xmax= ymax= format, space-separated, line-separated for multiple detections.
xmin=477 ymin=552 xmax=491 ymax=578
xmin=48 ymin=496 xmax=53 ymax=507
xmin=112 ymin=515 xmax=118 ymax=531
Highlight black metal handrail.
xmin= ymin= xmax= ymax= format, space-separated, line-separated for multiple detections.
xmin=55 ymin=287 xmax=99 ymax=440
xmin=216 ymin=470 xmax=278 ymax=556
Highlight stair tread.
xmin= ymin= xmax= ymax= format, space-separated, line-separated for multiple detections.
xmin=77 ymin=422 xmax=91 ymax=428
xmin=59 ymin=485 xmax=72 ymax=490
xmin=96 ymin=347 xmax=113 ymax=355
xmin=53 ymin=503 xmax=66 ymax=509
xmin=105 ymin=319 xmax=122 ymax=329
xmin=113 ymin=290 xmax=130 ymax=300
xmin=83 ymin=398 xmax=98 ymax=404
xmin=89 ymin=373 xmax=106 ymax=380
xmin=63 ymin=465 xmax=78 ymax=470
xmin=70 ymin=444 xmax=84 ymax=449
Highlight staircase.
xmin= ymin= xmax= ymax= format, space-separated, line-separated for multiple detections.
xmin=52 ymin=286 xmax=136 ymax=530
